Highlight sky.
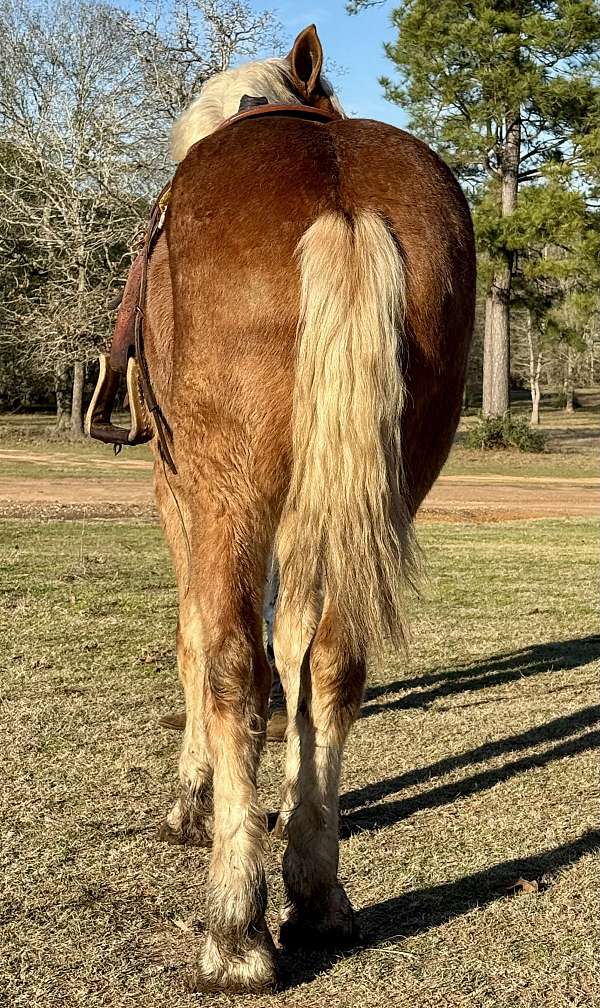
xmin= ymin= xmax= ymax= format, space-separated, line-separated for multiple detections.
xmin=253 ymin=0 xmax=408 ymax=128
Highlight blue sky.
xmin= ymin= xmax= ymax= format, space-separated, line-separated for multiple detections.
xmin=255 ymin=0 xmax=408 ymax=128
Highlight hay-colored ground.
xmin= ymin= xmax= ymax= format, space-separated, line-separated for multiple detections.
xmin=1 ymin=517 xmax=598 ymax=1008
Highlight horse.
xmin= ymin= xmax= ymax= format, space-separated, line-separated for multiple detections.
xmin=142 ymin=24 xmax=475 ymax=994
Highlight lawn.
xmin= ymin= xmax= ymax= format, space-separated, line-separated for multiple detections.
xmin=1 ymin=516 xmax=598 ymax=1008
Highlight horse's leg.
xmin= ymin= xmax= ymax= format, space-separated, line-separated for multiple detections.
xmin=154 ymin=467 xmax=213 ymax=846
xmin=159 ymin=596 xmax=214 ymax=845
xmin=278 ymin=601 xmax=365 ymax=948
xmin=272 ymin=515 xmax=321 ymax=837
xmin=189 ymin=515 xmax=277 ymax=993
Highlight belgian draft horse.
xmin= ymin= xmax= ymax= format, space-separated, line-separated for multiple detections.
xmin=142 ymin=24 xmax=475 ymax=993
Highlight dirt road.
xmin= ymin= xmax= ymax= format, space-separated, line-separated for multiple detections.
xmin=0 ymin=448 xmax=597 ymax=521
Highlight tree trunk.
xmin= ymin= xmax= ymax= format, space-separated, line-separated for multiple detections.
xmin=482 ymin=292 xmax=493 ymax=411
xmin=527 ymin=311 xmax=542 ymax=425
xmin=70 ymin=361 xmax=85 ymax=438
xmin=564 ymin=348 xmax=574 ymax=413
xmin=54 ymin=366 xmax=71 ymax=432
xmin=71 ymin=236 xmax=87 ymax=439
xmin=484 ymin=263 xmax=511 ymax=416
xmin=531 ymin=384 xmax=540 ymax=425
xmin=482 ymin=114 xmax=520 ymax=418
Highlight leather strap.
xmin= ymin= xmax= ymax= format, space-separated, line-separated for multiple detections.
xmin=217 ymin=102 xmax=337 ymax=132
xmin=133 ymin=180 xmax=177 ymax=474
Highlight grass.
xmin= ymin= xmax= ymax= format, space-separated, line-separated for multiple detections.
xmin=444 ymin=447 xmax=598 ymax=480
xmin=1 ymin=517 xmax=599 ymax=1007
xmin=446 ymin=399 xmax=599 ymax=479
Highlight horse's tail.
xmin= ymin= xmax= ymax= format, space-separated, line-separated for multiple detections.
xmin=278 ymin=210 xmax=418 ymax=656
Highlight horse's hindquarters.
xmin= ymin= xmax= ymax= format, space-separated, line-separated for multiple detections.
xmin=165 ymin=115 xmax=474 ymax=515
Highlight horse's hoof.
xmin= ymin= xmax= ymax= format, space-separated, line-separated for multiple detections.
xmin=187 ymin=929 xmax=278 ymax=994
xmin=158 ymin=813 xmax=212 ymax=847
xmin=278 ymin=885 xmax=358 ymax=949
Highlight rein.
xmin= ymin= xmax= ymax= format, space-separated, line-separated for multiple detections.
xmin=86 ymin=100 xmax=338 ymax=471
xmin=133 ymin=182 xmax=176 ymax=472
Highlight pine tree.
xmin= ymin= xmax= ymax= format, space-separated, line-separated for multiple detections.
xmin=350 ymin=0 xmax=600 ymax=416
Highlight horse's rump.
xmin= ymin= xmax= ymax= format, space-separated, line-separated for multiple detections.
xmin=165 ymin=114 xmax=474 ymax=486
xmin=155 ymin=115 xmax=474 ymax=647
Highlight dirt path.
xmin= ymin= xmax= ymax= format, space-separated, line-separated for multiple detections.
xmin=423 ymin=475 xmax=599 ymax=521
xmin=0 ymin=449 xmax=597 ymax=521
xmin=0 ymin=448 xmax=152 ymax=470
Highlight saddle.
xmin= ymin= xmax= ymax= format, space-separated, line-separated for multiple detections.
xmin=85 ymin=98 xmax=337 ymax=474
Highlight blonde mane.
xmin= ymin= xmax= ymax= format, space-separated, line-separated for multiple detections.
xmin=170 ymin=57 xmax=343 ymax=162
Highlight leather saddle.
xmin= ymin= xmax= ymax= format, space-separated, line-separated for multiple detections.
xmin=85 ymin=97 xmax=337 ymax=471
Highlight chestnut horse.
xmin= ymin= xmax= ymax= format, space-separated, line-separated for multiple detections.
xmin=143 ymin=24 xmax=475 ymax=994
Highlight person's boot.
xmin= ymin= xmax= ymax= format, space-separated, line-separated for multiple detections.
xmin=158 ymin=710 xmax=186 ymax=730
xmin=159 ymin=660 xmax=288 ymax=741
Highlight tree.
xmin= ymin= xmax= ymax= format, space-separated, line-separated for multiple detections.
xmin=349 ymin=0 xmax=600 ymax=417
xmin=0 ymin=0 xmax=165 ymax=435
xmin=489 ymin=166 xmax=600 ymax=421
xmin=0 ymin=0 xmax=279 ymax=433
xmin=126 ymin=0 xmax=281 ymax=123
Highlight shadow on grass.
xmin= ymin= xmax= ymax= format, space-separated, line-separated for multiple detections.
xmin=342 ymin=702 xmax=600 ymax=817
xmin=278 ymin=640 xmax=600 ymax=988
xmin=362 ymin=634 xmax=600 ymax=717
xmin=280 ymin=829 xmax=600 ymax=989
xmin=340 ymin=724 xmax=600 ymax=836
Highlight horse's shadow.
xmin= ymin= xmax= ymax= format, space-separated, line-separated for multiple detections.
xmin=279 ymin=633 xmax=600 ymax=988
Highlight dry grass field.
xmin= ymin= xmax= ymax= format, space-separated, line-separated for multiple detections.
xmin=1 ymin=401 xmax=599 ymax=1007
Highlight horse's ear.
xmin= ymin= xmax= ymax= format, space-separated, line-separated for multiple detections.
xmin=288 ymin=25 xmax=324 ymax=99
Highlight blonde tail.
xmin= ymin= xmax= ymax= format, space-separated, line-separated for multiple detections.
xmin=278 ymin=210 xmax=418 ymax=656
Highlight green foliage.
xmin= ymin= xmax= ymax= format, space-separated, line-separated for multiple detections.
xmin=356 ymin=0 xmax=600 ymax=292
xmin=465 ymin=414 xmax=546 ymax=452
xmin=351 ymin=0 xmax=600 ymax=415
xmin=373 ymin=0 xmax=600 ymax=185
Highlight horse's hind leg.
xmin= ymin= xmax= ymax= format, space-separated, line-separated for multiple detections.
xmin=155 ymin=470 xmax=213 ymax=846
xmin=160 ymin=595 xmax=214 ymax=845
xmin=185 ymin=508 xmax=276 ymax=993
xmin=277 ymin=600 xmax=365 ymax=948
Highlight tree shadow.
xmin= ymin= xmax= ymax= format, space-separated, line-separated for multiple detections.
xmin=342 ymin=702 xmax=600 ymax=815
xmin=280 ymin=829 xmax=600 ymax=989
xmin=276 ymin=636 xmax=600 ymax=988
xmin=362 ymin=634 xmax=600 ymax=716
xmin=340 ymin=725 xmax=599 ymax=836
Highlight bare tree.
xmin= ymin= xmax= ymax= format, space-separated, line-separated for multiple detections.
xmin=128 ymin=0 xmax=281 ymax=121
xmin=0 ymin=0 xmax=164 ymax=433
xmin=0 ymin=0 xmax=279 ymax=433
xmin=526 ymin=311 xmax=543 ymax=425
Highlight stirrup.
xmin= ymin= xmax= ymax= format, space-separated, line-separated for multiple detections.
xmin=85 ymin=354 xmax=153 ymax=446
